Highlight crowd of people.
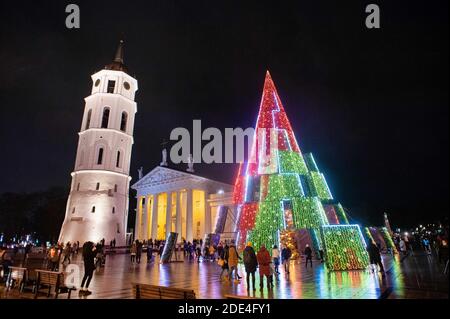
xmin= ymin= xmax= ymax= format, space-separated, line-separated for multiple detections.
xmin=216 ymin=241 xmax=299 ymax=291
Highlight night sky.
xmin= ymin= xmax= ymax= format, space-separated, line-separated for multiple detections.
xmin=0 ymin=1 xmax=448 ymax=228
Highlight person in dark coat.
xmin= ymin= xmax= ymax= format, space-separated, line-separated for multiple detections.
xmin=80 ymin=241 xmax=96 ymax=295
xmin=281 ymin=245 xmax=292 ymax=274
xmin=243 ymin=242 xmax=258 ymax=291
xmin=367 ymin=241 xmax=385 ymax=273
xmin=146 ymin=243 xmax=153 ymax=262
xmin=304 ymin=244 xmax=313 ymax=268
xmin=256 ymin=244 xmax=272 ymax=289
xmin=136 ymin=240 xmax=143 ymax=263
xmin=219 ymin=244 xmax=229 ymax=280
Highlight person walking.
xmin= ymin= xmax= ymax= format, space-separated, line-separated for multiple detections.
xmin=281 ymin=245 xmax=292 ymax=274
xmin=48 ymin=245 xmax=60 ymax=271
xmin=80 ymin=241 xmax=96 ymax=295
xmin=227 ymin=242 xmax=241 ymax=283
xmin=196 ymin=245 xmax=202 ymax=263
xmin=243 ymin=242 xmax=258 ymax=291
xmin=304 ymin=244 xmax=313 ymax=269
xmin=136 ymin=240 xmax=143 ymax=264
xmin=209 ymin=245 xmax=216 ymax=261
xmin=146 ymin=244 xmax=153 ymax=262
xmin=130 ymin=242 xmax=137 ymax=263
xmin=422 ymin=238 xmax=432 ymax=255
xmin=256 ymin=244 xmax=272 ymax=289
xmin=399 ymin=238 xmax=408 ymax=257
xmin=217 ymin=242 xmax=224 ymax=261
xmin=367 ymin=241 xmax=385 ymax=273
xmin=219 ymin=244 xmax=229 ymax=281
xmin=272 ymin=245 xmax=280 ymax=274
xmin=62 ymin=242 xmax=72 ymax=265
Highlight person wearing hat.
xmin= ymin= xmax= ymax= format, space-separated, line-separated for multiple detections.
xmin=243 ymin=242 xmax=258 ymax=291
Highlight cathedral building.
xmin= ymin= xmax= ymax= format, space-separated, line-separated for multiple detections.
xmin=132 ymin=165 xmax=238 ymax=244
xmin=59 ymin=41 xmax=137 ymax=246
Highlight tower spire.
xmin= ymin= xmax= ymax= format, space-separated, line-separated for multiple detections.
xmin=104 ymin=39 xmax=128 ymax=73
xmin=114 ymin=39 xmax=124 ymax=64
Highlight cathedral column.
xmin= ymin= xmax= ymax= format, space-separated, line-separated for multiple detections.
xmin=134 ymin=196 xmax=141 ymax=240
xmin=186 ymin=189 xmax=193 ymax=242
xmin=151 ymin=193 xmax=159 ymax=240
xmin=146 ymin=194 xmax=152 ymax=240
xmin=175 ymin=191 xmax=182 ymax=240
xmin=141 ymin=196 xmax=149 ymax=240
xmin=204 ymin=192 xmax=212 ymax=235
xmin=165 ymin=192 xmax=172 ymax=239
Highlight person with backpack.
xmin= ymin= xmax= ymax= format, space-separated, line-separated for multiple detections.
xmin=243 ymin=242 xmax=258 ymax=291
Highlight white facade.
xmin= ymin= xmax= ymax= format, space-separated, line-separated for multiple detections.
xmin=131 ymin=166 xmax=237 ymax=243
xmin=59 ymin=42 xmax=137 ymax=246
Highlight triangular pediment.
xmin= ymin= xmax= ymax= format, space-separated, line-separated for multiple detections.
xmin=131 ymin=166 xmax=194 ymax=188
xmin=131 ymin=166 xmax=233 ymax=194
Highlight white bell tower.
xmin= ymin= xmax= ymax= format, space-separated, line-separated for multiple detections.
xmin=59 ymin=40 xmax=138 ymax=246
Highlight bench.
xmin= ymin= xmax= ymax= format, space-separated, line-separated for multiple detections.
xmin=6 ymin=266 xmax=27 ymax=293
xmin=132 ymin=283 xmax=196 ymax=299
xmin=34 ymin=270 xmax=76 ymax=299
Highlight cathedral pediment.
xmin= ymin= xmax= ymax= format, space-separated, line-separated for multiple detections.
xmin=131 ymin=166 xmax=232 ymax=195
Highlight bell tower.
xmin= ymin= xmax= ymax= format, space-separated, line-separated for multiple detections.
xmin=59 ymin=40 xmax=138 ymax=246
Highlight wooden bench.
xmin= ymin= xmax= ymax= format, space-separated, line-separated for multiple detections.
xmin=132 ymin=283 xmax=196 ymax=299
xmin=23 ymin=254 xmax=47 ymax=292
xmin=6 ymin=266 xmax=27 ymax=293
xmin=34 ymin=270 xmax=76 ymax=299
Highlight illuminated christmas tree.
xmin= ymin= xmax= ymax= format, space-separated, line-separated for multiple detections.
xmin=233 ymin=71 xmax=369 ymax=271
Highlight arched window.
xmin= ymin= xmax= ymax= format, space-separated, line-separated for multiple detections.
xmin=116 ymin=151 xmax=121 ymax=168
xmin=91 ymin=206 xmax=96 ymax=213
xmin=96 ymin=182 xmax=100 ymax=190
xmin=112 ymin=207 xmax=115 ymax=214
xmin=72 ymin=207 xmax=76 ymax=214
xmin=85 ymin=109 xmax=92 ymax=130
xmin=114 ymin=184 xmax=118 ymax=192
xmin=120 ymin=112 xmax=128 ymax=132
xmin=77 ymin=183 xmax=80 ymax=191
xmin=97 ymin=147 xmax=104 ymax=165
xmin=101 ymin=108 xmax=110 ymax=128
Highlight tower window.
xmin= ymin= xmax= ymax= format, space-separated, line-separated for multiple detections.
xmin=101 ymin=108 xmax=110 ymax=128
xmin=116 ymin=151 xmax=121 ymax=168
xmin=120 ymin=112 xmax=128 ymax=132
xmin=112 ymin=207 xmax=115 ymax=214
xmin=77 ymin=183 xmax=80 ymax=191
xmin=114 ymin=184 xmax=118 ymax=192
xmin=96 ymin=182 xmax=100 ymax=190
xmin=72 ymin=207 xmax=76 ymax=214
xmin=97 ymin=147 xmax=104 ymax=165
xmin=91 ymin=206 xmax=96 ymax=213
xmin=85 ymin=109 xmax=92 ymax=130
xmin=107 ymin=80 xmax=115 ymax=93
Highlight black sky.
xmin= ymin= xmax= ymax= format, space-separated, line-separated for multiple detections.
xmin=0 ymin=0 xmax=448 ymax=228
